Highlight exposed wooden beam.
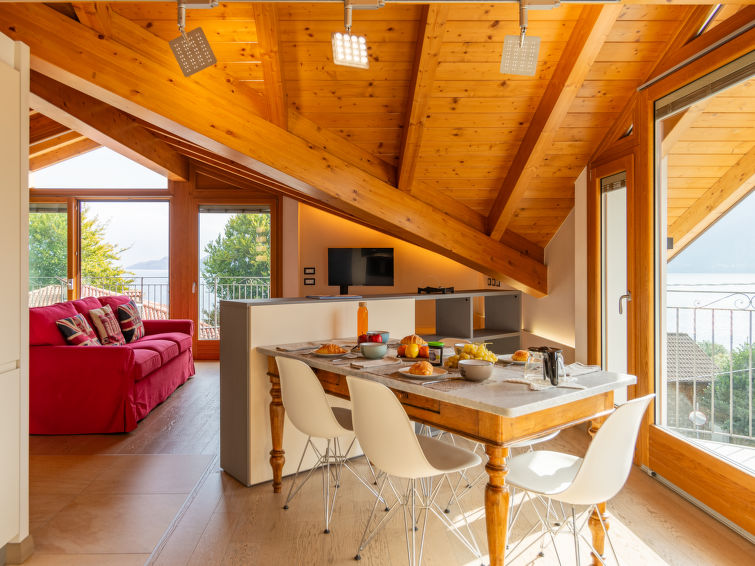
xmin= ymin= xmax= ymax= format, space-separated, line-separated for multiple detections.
xmin=72 ymin=2 xmax=112 ymax=36
xmin=398 ymin=4 xmax=448 ymax=192
xmin=29 ymin=136 xmax=99 ymax=171
xmin=500 ymin=230 xmax=545 ymax=264
xmin=487 ymin=4 xmax=622 ymax=241
xmin=0 ymin=3 xmax=546 ymax=296
xmin=252 ymin=3 xmax=287 ymax=129
xmin=29 ymin=112 xmax=69 ymax=144
xmin=30 ymin=71 xmax=190 ymax=181
xmin=668 ymin=147 xmax=755 ymax=259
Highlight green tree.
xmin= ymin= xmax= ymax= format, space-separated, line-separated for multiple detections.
xmin=29 ymin=207 xmax=132 ymax=287
xmin=712 ymin=342 xmax=755 ymax=444
xmin=200 ymin=213 xmax=271 ymax=324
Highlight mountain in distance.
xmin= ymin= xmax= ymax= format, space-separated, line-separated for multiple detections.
xmin=128 ymin=256 xmax=168 ymax=270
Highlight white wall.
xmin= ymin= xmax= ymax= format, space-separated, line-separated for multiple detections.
xmin=280 ymin=197 xmax=299 ymax=298
xmin=521 ymin=167 xmax=589 ymax=363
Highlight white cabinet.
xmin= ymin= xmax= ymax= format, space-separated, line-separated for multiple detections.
xmin=0 ymin=368 xmax=20 ymax=545
xmin=0 ymin=32 xmax=28 ymax=555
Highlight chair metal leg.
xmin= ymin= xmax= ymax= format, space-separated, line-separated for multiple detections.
xmin=572 ymin=506 xmax=581 ymax=566
xmin=284 ymin=437 xmax=318 ymax=509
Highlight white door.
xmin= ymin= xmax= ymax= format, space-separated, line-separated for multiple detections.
xmin=601 ymin=171 xmax=629 ymax=403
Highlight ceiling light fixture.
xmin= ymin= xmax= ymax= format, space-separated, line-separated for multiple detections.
xmin=169 ymin=0 xmax=218 ymax=77
xmin=500 ymin=0 xmax=550 ymax=77
xmin=332 ymin=0 xmax=384 ymax=69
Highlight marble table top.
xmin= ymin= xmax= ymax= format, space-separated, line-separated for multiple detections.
xmin=256 ymin=342 xmax=636 ymax=418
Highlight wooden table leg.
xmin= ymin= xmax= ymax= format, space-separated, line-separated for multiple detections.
xmin=484 ymin=444 xmax=510 ymax=566
xmin=588 ymin=417 xmax=608 ymax=564
xmin=268 ymin=359 xmax=285 ymax=493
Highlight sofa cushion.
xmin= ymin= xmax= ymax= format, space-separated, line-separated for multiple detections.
xmin=98 ymin=294 xmax=131 ymax=312
xmin=71 ymin=297 xmax=104 ymax=328
xmin=89 ymin=304 xmax=126 ymax=346
xmin=140 ymin=332 xmax=192 ymax=353
xmin=127 ymin=339 xmax=179 ymax=364
xmin=117 ymin=300 xmax=145 ymax=343
xmin=30 ymin=302 xmax=78 ymax=346
xmin=56 ymin=314 xmax=102 ymax=346
xmin=132 ymin=349 xmax=161 ymax=381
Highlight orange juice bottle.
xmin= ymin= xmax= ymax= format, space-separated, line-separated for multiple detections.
xmin=357 ymin=302 xmax=368 ymax=337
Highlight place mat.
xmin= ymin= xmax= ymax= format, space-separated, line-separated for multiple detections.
xmin=351 ymin=357 xmax=402 ymax=369
xmin=276 ymin=341 xmax=322 ymax=352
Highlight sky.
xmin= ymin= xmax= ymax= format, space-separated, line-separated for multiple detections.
xmin=30 ymin=147 xmax=235 ymax=268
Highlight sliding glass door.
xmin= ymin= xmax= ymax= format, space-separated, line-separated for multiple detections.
xmin=650 ymin=53 xmax=754 ymax=532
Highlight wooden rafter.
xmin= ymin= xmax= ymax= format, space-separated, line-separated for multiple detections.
xmin=1 ymin=3 xmax=547 ymax=295
xmin=398 ymin=4 xmax=448 ymax=192
xmin=29 ymin=132 xmax=99 ymax=171
xmin=252 ymin=3 xmax=287 ymax=129
xmin=29 ymin=112 xmax=69 ymax=144
xmin=71 ymin=2 xmax=112 ymax=36
xmin=30 ymin=71 xmax=189 ymax=181
xmin=668 ymin=146 xmax=755 ymax=259
xmin=486 ymin=4 xmax=622 ymax=241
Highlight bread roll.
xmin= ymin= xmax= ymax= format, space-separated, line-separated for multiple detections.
xmin=512 ymin=349 xmax=529 ymax=362
xmin=408 ymin=360 xmax=433 ymax=376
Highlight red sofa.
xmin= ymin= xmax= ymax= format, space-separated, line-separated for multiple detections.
xmin=29 ymin=295 xmax=195 ymax=434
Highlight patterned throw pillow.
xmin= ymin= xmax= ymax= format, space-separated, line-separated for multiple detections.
xmin=117 ymin=299 xmax=145 ymax=343
xmin=56 ymin=314 xmax=102 ymax=346
xmin=89 ymin=304 xmax=126 ymax=346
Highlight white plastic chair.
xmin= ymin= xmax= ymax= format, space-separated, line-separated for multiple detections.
xmin=505 ymin=394 xmax=654 ymax=565
xmin=275 ymin=356 xmax=378 ymax=534
xmin=346 ymin=375 xmax=483 ymax=566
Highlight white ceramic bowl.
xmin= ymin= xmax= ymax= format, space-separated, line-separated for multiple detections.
xmin=458 ymin=359 xmax=493 ymax=382
xmin=360 ymin=342 xmax=388 ymax=359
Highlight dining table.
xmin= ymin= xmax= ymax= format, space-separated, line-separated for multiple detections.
xmin=257 ymin=341 xmax=636 ymax=566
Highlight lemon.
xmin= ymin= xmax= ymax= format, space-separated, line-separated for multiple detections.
xmin=405 ymin=343 xmax=420 ymax=358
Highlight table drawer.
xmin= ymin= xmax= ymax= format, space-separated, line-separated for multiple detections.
xmin=392 ymin=389 xmax=440 ymax=413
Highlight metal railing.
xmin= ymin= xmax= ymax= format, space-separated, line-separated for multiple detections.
xmin=29 ymin=275 xmax=271 ymax=341
xmin=199 ymin=276 xmax=270 ymax=339
xmin=665 ymin=288 xmax=754 ymax=449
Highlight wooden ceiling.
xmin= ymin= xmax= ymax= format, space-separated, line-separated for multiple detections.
xmin=9 ymin=2 xmax=755 ymax=296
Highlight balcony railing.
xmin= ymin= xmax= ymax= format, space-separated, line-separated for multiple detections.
xmin=199 ymin=276 xmax=270 ymax=340
xmin=665 ymin=288 xmax=754 ymax=453
xmin=29 ymin=277 xmax=68 ymax=307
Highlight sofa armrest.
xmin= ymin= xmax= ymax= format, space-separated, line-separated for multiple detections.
xmin=143 ymin=319 xmax=194 ymax=337
xmin=29 ymin=345 xmax=138 ymax=434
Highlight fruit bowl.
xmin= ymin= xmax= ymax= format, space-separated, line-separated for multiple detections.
xmin=360 ymin=342 xmax=388 ymax=359
xmin=367 ymin=330 xmax=390 ymax=343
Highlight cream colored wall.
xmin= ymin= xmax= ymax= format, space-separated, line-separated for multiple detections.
xmin=280 ymin=197 xmax=299 ymax=298
xmin=522 ymin=209 xmax=576 ymax=349
xmin=294 ymin=204 xmax=488 ymax=332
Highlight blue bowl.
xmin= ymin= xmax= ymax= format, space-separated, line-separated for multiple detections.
xmin=367 ymin=330 xmax=390 ymax=343
xmin=360 ymin=342 xmax=388 ymax=359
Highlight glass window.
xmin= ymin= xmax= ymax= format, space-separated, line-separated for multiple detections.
xmin=29 ymin=203 xmax=68 ymax=306
xmin=80 ymin=201 xmax=170 ymax=318
xmin=198 ymin=207 xmax=271 ymax=340
xmin=29 ymin=147 xmax=168 ymax=189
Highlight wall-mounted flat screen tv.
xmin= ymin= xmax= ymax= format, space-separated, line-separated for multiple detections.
xmin=328 ymin=248 xmax=394 ymax=295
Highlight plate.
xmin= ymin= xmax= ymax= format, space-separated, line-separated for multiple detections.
xmin=499 ymin=354 xmax=526 ymax=365
xmin=312 ymin=350 xmax=348 ymax=357
xmin=398 ymin=366 xmax=448 ymax=379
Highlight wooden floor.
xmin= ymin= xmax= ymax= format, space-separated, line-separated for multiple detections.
xmin=28 ymin=362 xmax=754 ymax=566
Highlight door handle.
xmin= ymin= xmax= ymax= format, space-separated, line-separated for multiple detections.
xmin=619 ymin=292 xmax=632 ymax=315
xmin=192 ymin=282 xmax=197 ymax=294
